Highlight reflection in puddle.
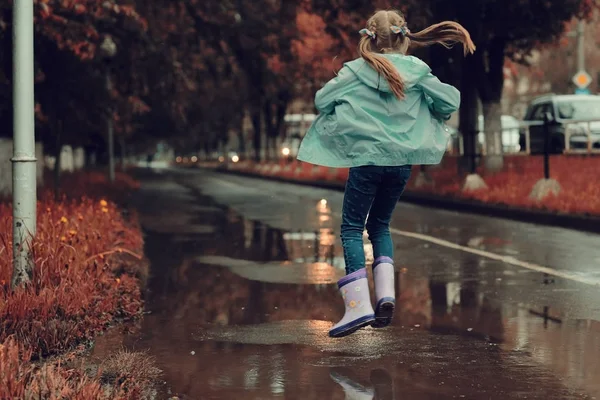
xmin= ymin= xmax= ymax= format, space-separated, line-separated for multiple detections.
xmin=282 ymin=229 xmax=343 ymax=269
xmin=92 ymin=178 xmax=600 ymax=399
xmin=194 ymin=256 xmax=344 ymax=285
xmin=329 ymin=367 xmax=395 ymax=400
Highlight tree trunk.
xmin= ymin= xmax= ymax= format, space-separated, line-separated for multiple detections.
xmin=263 ymin=103 xmax=276 ymax=161
xmin=237 ymin=116 xmax=246 ymax=158
xmin=119 ymin=137 xmax=127 ymax=167
xmin=203 ymin=141 xmax=210 ymax=160
xmin=84 ymin=147 xmax=92 ymax=170
xmin=482 ymin=101 xmax=503 ymax=171
xmin=459 ymin=56 xmax=479 ymax=175
xmin=475 ymin=38 xmax=506 ymax=172
xmin=263 ymin=92 xmax=290 ymax=162
xmin=251 ymin=107 xmax=262 ymax=163
xmin=219 ymin=133 xmax=229 ymax=161
xmin=264 ymin=136 xmax=273 ymax=161
xmin=53 ymin=120 xmax=62 ymax=201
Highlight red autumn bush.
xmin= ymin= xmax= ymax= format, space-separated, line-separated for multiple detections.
xmin=50 ymin=171 xmax=141 ymax=203
xmin=406 ymin=155 xmax=600 ymax=216
xmin=0 ymin=337 xmax=105 ymax=399
xmin=0 ymin=172 xmax=154 ymax=398
xmin=0 ymin=195 xmax=144 ymax=356
xmin=0 ymin=337 xmax=153 ymax=399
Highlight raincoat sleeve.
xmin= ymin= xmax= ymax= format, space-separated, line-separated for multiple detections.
xmin=314 ymin=67 xmax=354 ymax=115
xmin=418 ymin=73 xmax=460 ymax=120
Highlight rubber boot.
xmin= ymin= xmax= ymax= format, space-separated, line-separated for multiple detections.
xmin=329 ymin=268 xmax=375 ymax=338
xmin=372 ymin=256 xmax=395 ymax=328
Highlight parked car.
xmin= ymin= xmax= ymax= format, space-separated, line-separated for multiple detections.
xmin=520 ymin=94 xmax=600 ymax=154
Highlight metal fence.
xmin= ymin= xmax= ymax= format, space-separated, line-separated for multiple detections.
xmin=563 ymin=119 xmax=600 ymax=154
xmin=448 ymin=117 xmax=600 ymax=157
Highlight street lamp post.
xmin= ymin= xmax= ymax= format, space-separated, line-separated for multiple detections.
xmin=100 ymin=36 xmax=117 ymax=183
xmin=577 ymin=20 xmax=585 ymax=73
xmin=11 ymin=0 xmax=37 ymax=287
xmin=566 ymin=20 xmax=587 ymax=91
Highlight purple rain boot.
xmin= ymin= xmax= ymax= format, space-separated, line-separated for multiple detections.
xmin=329 ymin=268 xmax=376 ymax=338
xmin=372 ymin=256 xmax=395 ymax=328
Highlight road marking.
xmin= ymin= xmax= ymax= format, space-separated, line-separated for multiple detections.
xmin=388 ymin=227 xmax=600 ymax=287
xmin=328 ymin=210 xmax=600 ymax=287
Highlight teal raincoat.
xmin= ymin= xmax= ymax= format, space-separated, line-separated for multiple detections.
xmin=297 ymin=54 xmax=460 ymax=168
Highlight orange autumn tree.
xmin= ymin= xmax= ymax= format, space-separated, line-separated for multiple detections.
xmin=311 ymin=0 xmax=596 ymax=175
xmin=33 ymin=0 xmax=147 ymax=59
xmin=115 ymin=0 xmax=203 ymax=155
xmin=0 ymin=0 xmax=209 ymax=167
xmin=309 ymin=0 xmax=421 ymax=62
xmin=0 ymin=0 xmax=151 ymax=172
xmin=262 ymin=8 xmax=337 ymax=155
xmin=291 ymin=11 xmax=337 ymax=100
xmin=183 ymin=0 xmax=316 ymax=160
xmin=504 ymin=12 xmax=600 ymax=114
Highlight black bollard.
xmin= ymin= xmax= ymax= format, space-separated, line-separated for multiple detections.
xmin=543 ymin=112 xmax=553 ymax=180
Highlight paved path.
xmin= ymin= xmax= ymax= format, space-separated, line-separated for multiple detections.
xmin=93 ymin=168 xmax=600 ymax=399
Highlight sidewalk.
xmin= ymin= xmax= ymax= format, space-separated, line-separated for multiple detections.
xmin=189 ymin=158 xmax=600 ymax=234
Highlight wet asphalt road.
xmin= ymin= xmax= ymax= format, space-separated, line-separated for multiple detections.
xmin=94 ymin=167 xmax=600 ymax=399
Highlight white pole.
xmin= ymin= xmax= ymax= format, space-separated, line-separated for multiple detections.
xmin=107 ymin=71 xmax=115 ymax=183
xmin=577 ymin=20 xmax=585 ymax=73
xmin=11 ymin=0 xmax=37 ymax=287
xmin=100 ymin=36 xmax=117 ymax=183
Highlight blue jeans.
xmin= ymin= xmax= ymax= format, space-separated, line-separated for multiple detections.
xmin=341 ymin=165 xmax=412 ymax=275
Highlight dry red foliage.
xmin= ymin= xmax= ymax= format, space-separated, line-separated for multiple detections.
xmin=0 ymin=337 xmax=155 ymax=399
xmin=56 ymin=171 xmax=142 ymax=203
xmin=217 ymin=155 xmax=600 ymax=216
xmin=0 ymin=172 xmax=150 ymax=398
xmin=406 ymin=155 xmax=600 ymax=216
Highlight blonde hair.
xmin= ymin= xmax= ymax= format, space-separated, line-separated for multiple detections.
xmin=359 ymin=10 xmax=476 ymax=99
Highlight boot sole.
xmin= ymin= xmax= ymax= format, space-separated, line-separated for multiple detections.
xmin=372 ymin=298 xmax=395 ymax=328
xmin=329 ymin=314 xmax=376 ymax=338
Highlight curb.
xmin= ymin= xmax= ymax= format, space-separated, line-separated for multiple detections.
xmin=194 ymin=164 xmax=600 ymax=235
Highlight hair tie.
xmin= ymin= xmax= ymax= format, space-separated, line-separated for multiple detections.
xmin=391 ymin=25 xmax=410 ymax=36
xmin=359 ymin=28 xmax=376 ymax=40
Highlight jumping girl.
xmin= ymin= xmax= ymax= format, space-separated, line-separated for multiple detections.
xmin=297 ymin=10 xmax=475 ymax=337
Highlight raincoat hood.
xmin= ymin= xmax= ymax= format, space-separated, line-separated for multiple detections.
xmin=344 ymin=54 xmax=432 ymax=93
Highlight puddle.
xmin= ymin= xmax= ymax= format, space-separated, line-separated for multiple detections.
xmin=195 ymin=256 xmax=343 ymax=285
xmin=91 ymin=175 xmax=600 ymax=399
